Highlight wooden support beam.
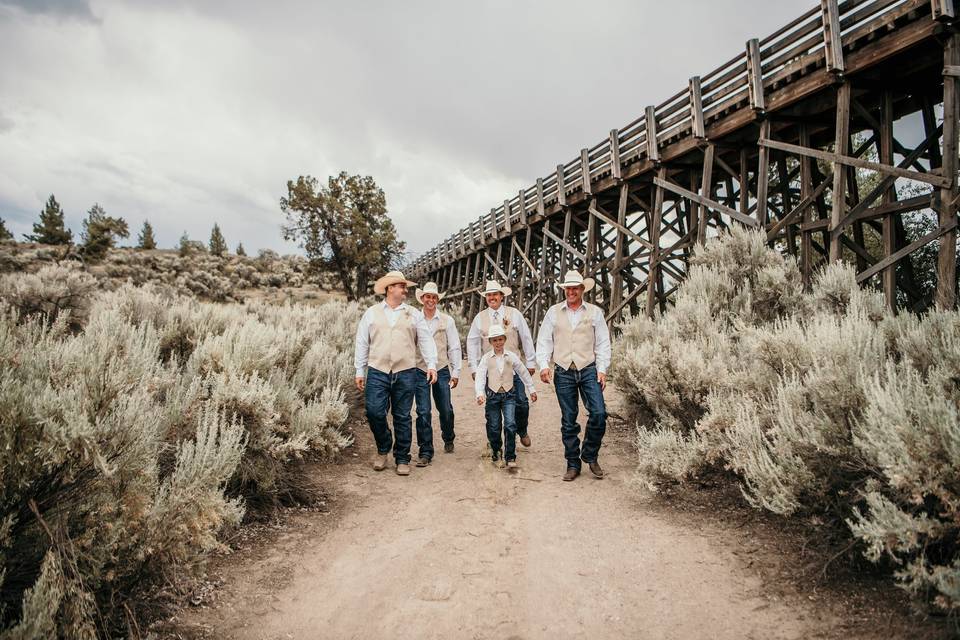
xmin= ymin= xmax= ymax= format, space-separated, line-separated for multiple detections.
xmin=518 ymin=190 xmax=528 ymax=226
xmin=654 ymin=176 xmax=760 ymax=228
xmin=697 ymin=143 xmax=715 ymax=245
xmin=542 ymin=226 xmax=585 ymax=263
xmin=689 ymin=76 xmax=705 ymax=139
xmin=588 ymin=202 xmax=653 ymax=249
xmin=609 ymin=129 xmax=622 ymax=181
xmin=821 ymin=0 xmax=845 ymax=74
xmin=746 ymin=38 xmax=766 ymax=111
xmin=931 ymin=0 xmax=956 ymax=21
xmin=765 ymin=179 xmax=830 ymax=241
xmin=645 ymin=106 xmax=660 ymax=163
xmin=756 ymin=119 xmax=771 ymax=226
xmin=556 ymin=164 xmax=567 ymax=207
xmin=580 ymin=148 xmax=592 ymax=196
xmin=859 ymin=218 xmax=959 ymax=284
xmin=647 ymin=168 xmax=666 ymax=316
xmin=484 ymin=250 xmax=509 ymax=282
xmin=536 ymin=178 xmax=545 ymax=217
xmin=938 ymin=31 xmax=959 ymax=309
xmin=830 ymin=81 xmax=850 ymax=263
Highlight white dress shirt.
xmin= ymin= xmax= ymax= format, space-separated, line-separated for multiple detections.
xmin=474 ymin=350 xmax=537 ymax=398
xmin=354 ymin=302 xmax=438 ymax=378
xmin=535 ymin=302 xmax=612 ymax=374
xmin=422 ymin=310 xmax=463 ymax=378
xmin=466 ymin=306 xmax=536 ymax=372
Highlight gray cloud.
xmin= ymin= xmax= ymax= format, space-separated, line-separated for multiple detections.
xmin=0 ymin=0 xmax=812 ymax=255
xmin=0 ymin=0 xmax=96 ymax=20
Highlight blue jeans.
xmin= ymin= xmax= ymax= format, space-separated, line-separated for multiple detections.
xmin=365 ymin=366 xmax=418 ymax=465
xmin=413 ymin=366 xmax=457 ymax=458
xmin=512 ymin=373 xmax=529 ymax=438
xmin=484 ymin=389 xmax=517 ymax=461
xmin=553 ymin=363 xmax=607 ymax=471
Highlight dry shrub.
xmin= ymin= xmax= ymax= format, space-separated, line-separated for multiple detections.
xmin=614 ymin=226 xmax=960 ymax=612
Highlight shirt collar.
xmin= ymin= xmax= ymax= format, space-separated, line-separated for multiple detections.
xmin=564 ymin=301 xmax=586 ymax=313
xmin=383 ymin=301 xmax=407 ymax=312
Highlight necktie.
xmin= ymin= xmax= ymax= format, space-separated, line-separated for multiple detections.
xmin=492 ymin=310 xmax=499 ymax=323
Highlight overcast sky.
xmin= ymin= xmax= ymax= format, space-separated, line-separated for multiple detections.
xmin=0 ymin=0 xmax=812 ymax=258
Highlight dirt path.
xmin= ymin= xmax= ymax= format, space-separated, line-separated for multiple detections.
xmin=175 ymin=377 xmax=850 ymax=640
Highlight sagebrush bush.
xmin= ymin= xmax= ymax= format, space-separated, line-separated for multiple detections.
xmin=614 ymin=227 xmax=960 ymax=611
xmin=0 ymin=269 xmax=361 ymax=636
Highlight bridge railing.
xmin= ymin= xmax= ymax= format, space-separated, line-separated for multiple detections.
xmin=411 ymin=0 xmax=934 ymax=274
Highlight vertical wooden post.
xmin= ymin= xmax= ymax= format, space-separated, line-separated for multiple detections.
xmin=689 ymin=76 xmax=706 ymax=139
xmin=799 ymin=124 xmax=814 ymax=288
xmin=821 ymin=0 xmax=845 ymax=74
xmin=609 ymin=129 xmax=622 ymax=181
xmin=580 ymin=148 xmax=592 ymax=196
xmin=739 ymin=147 xmax=750 ymax=215
xmin=756 ymin=119 xmax=771 ymax=227
xmin=746 ymin=39 xmax=766 ymax=112
xmin=518 ymin=190 xmax=528 ymax=226
xmin=556 ymin=164 xmax=567 ymax=207
xmin=829 ymin=82 xmax=851 ymax=263
xmin=937 ymin=32 xmax=959 ymax=309
xmin=586 ymin=197 xmax=598 ymax=270
xmin=645 ymin=106 xmax=660 ymax=163
xmin=646 ymin=168 xmax=666 ymax=316
xmin=698 ymin=144 xmax=715 ymax=245
xmin=561 ymin=208 xmax=573 ymax=272
xmin=611 ymin=183 xmax=628 ymax=311
xmin=536 ymin=178 xmax=545 ymax=217
xmin=880 ymin=90 xmax=898 ymax=309
xmin=777 ymin=155 xmax=796 ymax=254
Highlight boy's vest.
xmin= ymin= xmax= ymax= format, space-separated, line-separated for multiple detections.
xmin=367 ymin=304 xmax=417 ymax=373
xmin=417 ymin=312 xmax=450 ymax=372
xmin=550 ymin=302 xmax=599 ymax=370
xmin=478 ymin=306 xmax=523 ymax=357
xmin=483 ymin=351 xmax=515 ymax=392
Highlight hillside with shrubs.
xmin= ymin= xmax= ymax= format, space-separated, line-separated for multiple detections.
xmin=0 ymin=241 xmax=343 ymax=305
xmin=0 ymin=264 xmax=362 ymax=637
xmin=612 ymin=227 xmax=960 ymax=614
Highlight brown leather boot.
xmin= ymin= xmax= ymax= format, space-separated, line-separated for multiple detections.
xmin=416 ymin=456 xmax=431 ymax=467
xmin=396 ymin=463 xmax=411 ymax=476
xmin=562 ymin=467 xmax=580 ymax=482
xmin=372 ymin=454 xmax=388 ymax=471
xmin=588 ymin=461 xmax=604 ymax=479
xmin=520 ymin=434 xmax=532 ymax=447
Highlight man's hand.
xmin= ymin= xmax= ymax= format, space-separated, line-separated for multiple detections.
xmin=598 ymin=372 xmax=607 ymax=391
xmin=540 ymin=368 xmax=552 ymax=384
xmin=530 ymin=392 xmax=538 ymax=403
xmin=476 ymin=395 xmax=485 ymax=406
xmin=527 ymin=367 xmax=535 ymax=376
xmin=427 ymin=368 xmax=438 ymax=384
xmin=355 ymin=377 xmax=365 ymax=392
xmin=450 ymin=377 xmax=459 ymax=389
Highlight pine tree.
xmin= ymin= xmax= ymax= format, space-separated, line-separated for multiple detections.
xmin=0 ymin=216 xmax=12 ymax=241
xmin=236 ymin=242 xmax=246 ymax=256
xmin=178 ymin=231 xmax=191 ymax=257
xmin=80 ymin=203 xmax=129 ymax=262
xmin=209 ymin=223 xmax=227 ymax=256
xmin=137 ymin=220 xmax=157 ymax=250
xmin=25 ymin=194 xmax=72 ymax=244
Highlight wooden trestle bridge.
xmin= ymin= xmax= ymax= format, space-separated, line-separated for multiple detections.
xmin=407 ymin=0 xmax=960 ymax=327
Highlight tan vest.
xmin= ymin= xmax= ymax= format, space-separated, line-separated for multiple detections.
xmin=417 ymin=312 xmax=450 ymax=371
xmin=478 ymin=306 xmax=523 ymax=358
xmin=483 ymin=351 xmax=515 ymax=392
xmin=551 ymin=302 xmax=599 ymax=370
xmin=367 ymin=304 xmax=417 ymax=373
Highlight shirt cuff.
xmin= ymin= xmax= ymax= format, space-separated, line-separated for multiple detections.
xmin=426 ymin=361 xmax=437 ymax=370
xmin=355 ymin=367 xmax=366 ymax=378
xmin=597 ymin=366 xmax=607 ymax=375
xmin=537 ymin=360 xmax=550 ymax=372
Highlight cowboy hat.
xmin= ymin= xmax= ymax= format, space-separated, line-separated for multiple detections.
xmin=487 ymin=324 xmax=507 ymax=340
xmin=477 ymin=279 xmax=512 ymax=297
xmin=373 ymin=270 xmax=417 ymax=295
xmin=556 ymin=270 xmax=595 ymax=293
xmin=415 ymin=282 xmax=446 ymax=304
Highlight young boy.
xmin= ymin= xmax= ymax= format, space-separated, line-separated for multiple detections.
xmin=475 ymin=324 xmax=537 ymax=469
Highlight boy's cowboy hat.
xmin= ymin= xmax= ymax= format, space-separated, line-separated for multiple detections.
xmin=477 ymin=279 xmax=512 ymax=297
xmin=487 ymin=324 xmax=507 ymax=339
xmin=374 ymin=270 xmax=417 ymax=295
xmin=415 ymin=281 xmax=446 ymax=304
xmin=556 ymin=270 xmax=595 ymax=293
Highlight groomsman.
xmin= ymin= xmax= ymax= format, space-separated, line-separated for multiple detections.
xmin=412 ymin=282 xmax=462 ymax=463
xmin=466 ymin=280 xmax=537 ymax=447
xmin=536 ymin=270 xmax=611 ymax=482
xmin=354 ymin=271 xmax=438 ymax=476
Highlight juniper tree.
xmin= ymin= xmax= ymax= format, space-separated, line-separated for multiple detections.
xmin=178 ymin=231 xmax=205 ymax=257
xmin=0 ymin=217 xmax=12 ymax=241
xmin=209 ymin=223 xmax=227 ymax=256
xmin=281 ymin=172 xmax=406 ymax=300
xmin=236 ymin=242 xmax=246 ymax=256
xmin=24 ymin=194 xmax=72 ymax=245
xmin=137 ymin=220 xmax=157 ymax=250
xmin=80 ymin=203 xmax=129 ymax=262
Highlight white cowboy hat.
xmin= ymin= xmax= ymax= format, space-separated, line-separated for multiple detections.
xmin=556 ymin=270 xmax=595 ymax=293
xmin=477 ymin=279 xmax=512 ymax=297
xmin=373 ymin=270 xmax=417 ymax=295
xmin=415 ymin=282 xmax=446 ymax=304
xmin=487 ymin=324 xmax=507 ymax=339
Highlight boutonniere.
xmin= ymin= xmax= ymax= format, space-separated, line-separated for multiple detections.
xmin=503 ymin=318 xmax=511 ymax=327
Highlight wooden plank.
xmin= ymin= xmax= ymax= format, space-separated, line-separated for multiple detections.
xmin=647 ymin=169 xmax=666 ymax=316
xmin=829 ymin=81 xmax=851 ymax=262
xmin=483 ymin=250 xmax=509 ymax=282
xmin=746 ymin=38 xmax=766 ymax=111
xmin=756 ymin=119 xmax=771 ymax=226
xmin=645 ymin=106 xmax=660 ymax=163
xmin=609 ymin=129 xmax=622 ymax=181
xmin=689 ymin=76 xmax=706 ymax=139
xmin=580 ymin=148 xmax=592 ymax=196
xmin=542 ymin=226 xmax=585 ymax=263
xmin=556 ymin=164 xmax=567 ymax=207
xmin=879 ymin=90 xmax=896 ymax=308
xmin=697 ymin=143 xmax=715 ymax=245
xmin=588 ymin=202 xmax=653 ymax=249
xmin=512 ymin=236 xmax=539 ymax=279
xmin=932 ymin=0 xmax=957 ymax=21
xmin=821 ymin=0 xmax=845 ymax=74
xmin=536 ymin=178 xmax=545 ymax=217
xmin=938 ymin=31 xmax=959 ymax=309
xmin=654 ymin=176 xmax=760 ymax=228
xmin=518 ymin=190 xmax=527 ymax=226
xmin=765 ymin=178 xmax=830 ymax=241
xmin=858 ymin=219 xmax=959 ymax=283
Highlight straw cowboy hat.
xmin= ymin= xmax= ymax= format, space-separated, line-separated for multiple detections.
xmin=415 ymin=281 xmax=446 ymax=304
xmin=374 ymin=270 xmax=417 ymax=295
xmin=487 ymin=324 xmax=507 ymax=339
xmin=478 ymin=279 xmax=512 ymax=297
xmin=556 ymin=270 xmax=595 ymax=293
